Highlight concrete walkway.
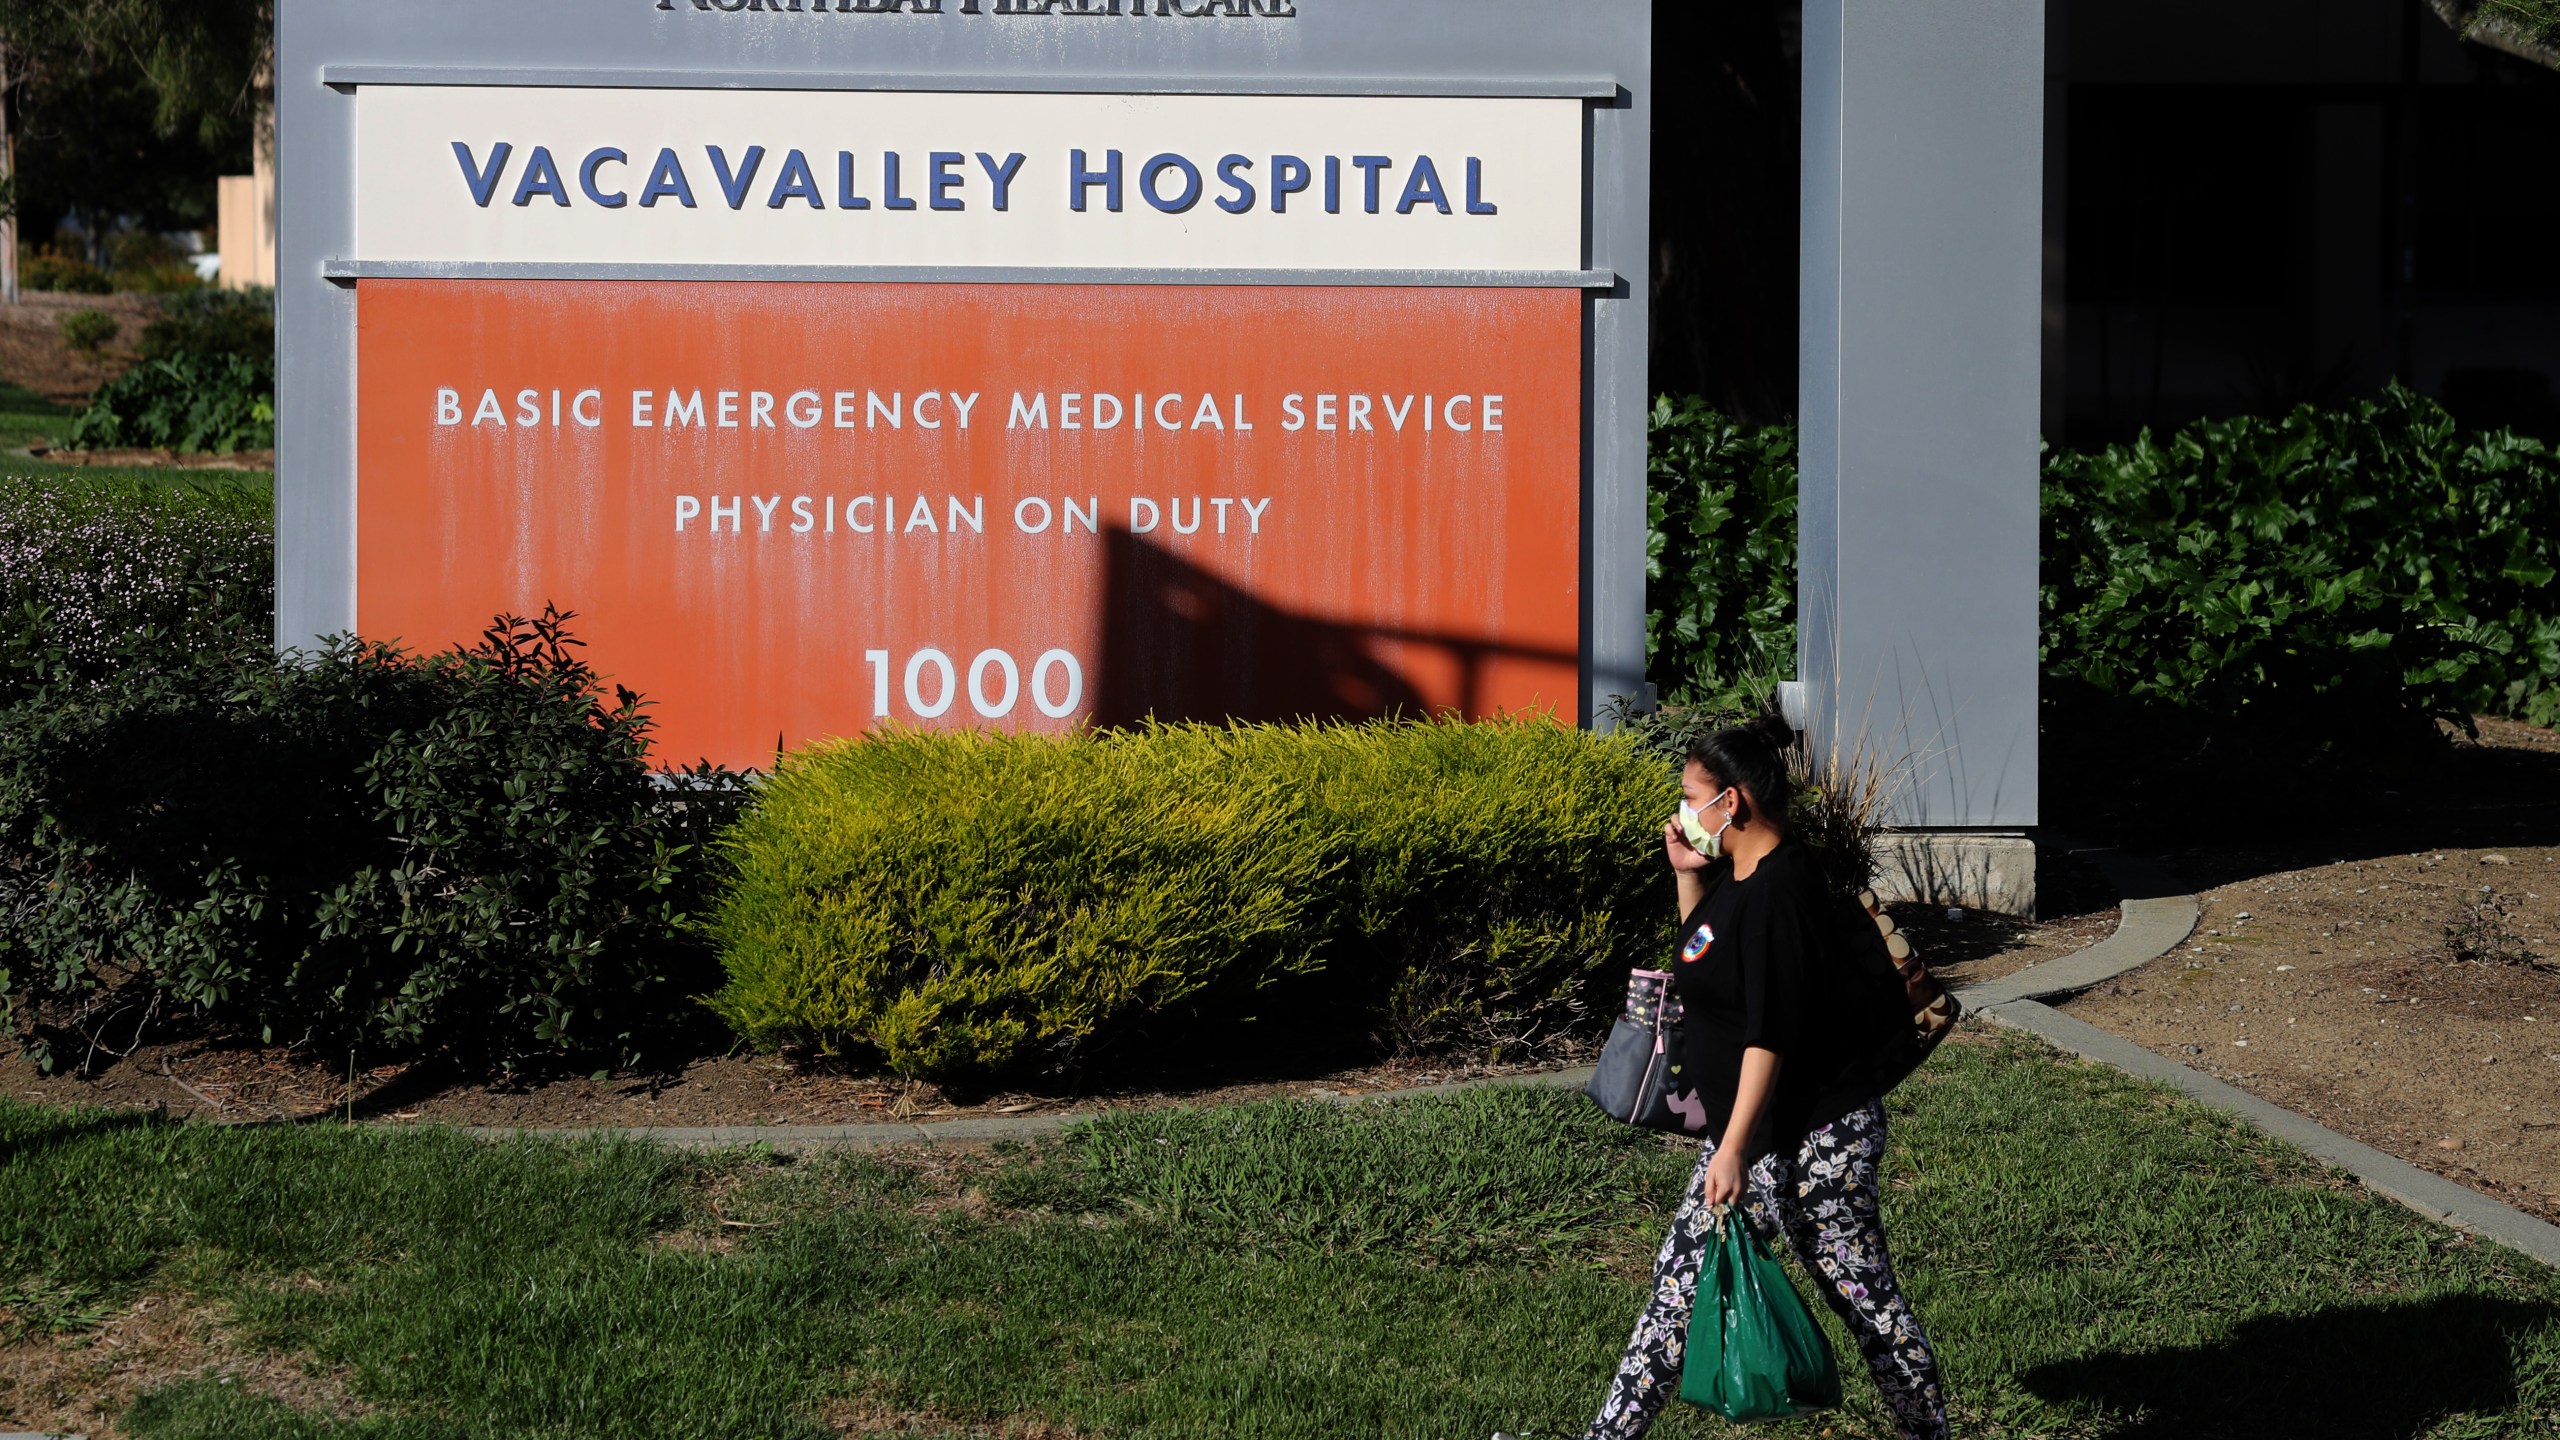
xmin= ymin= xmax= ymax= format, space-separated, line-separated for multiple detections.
xmin=1954 ymin=838 xmax=2201 ymax=1007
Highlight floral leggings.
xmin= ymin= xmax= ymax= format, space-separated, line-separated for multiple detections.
xmin=1584 ymin=1099 xmax=1949 ymax=1440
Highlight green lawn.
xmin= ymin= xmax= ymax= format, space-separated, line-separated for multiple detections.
xmin=1 ymin=457 xmax=272 ymax=486
xmin=0 ymin=380 xmax=77 ymax=453
xmin=3 ymin=1030 xmax=2554 ymax=1440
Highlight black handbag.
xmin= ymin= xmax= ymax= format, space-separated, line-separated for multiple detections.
xmin=1587 ymin=865 xmax=1725 ymax=1135
xmin=1584 ymin=966 xmax=1712 ymax=1135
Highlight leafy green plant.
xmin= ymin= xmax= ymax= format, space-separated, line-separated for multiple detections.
xmin=66 ymin=350 xmax=273 ymax=454
xmin=707 ymin=719 xmax=1678 ymax=1083
xmin=0 ymin=608 xmax=744 ymax=1075
xmin=2041 ymin=386 xmax=2560 ymax=829
xmin=1645 ymin=395 xmax=1799 ymax=707
xmin=61 ymin=283 xmax=274 ymax=455
xmin=2440 ymin=888 xmax=2546 ymax=970
xmin=1603 ymin=692 xmax=1773 ymax=769
xmin=1637 ymin=390 xmax=2560 ymax=834
xmin=57 ymin=309 xmax=118 ymax=358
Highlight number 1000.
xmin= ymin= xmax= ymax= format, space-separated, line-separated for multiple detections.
xmin=863 ymin=648 xmax=1085 ymax=721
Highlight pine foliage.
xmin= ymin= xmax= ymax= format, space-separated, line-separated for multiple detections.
xmin=706 ymin=720 xmax=1678 ymax=1082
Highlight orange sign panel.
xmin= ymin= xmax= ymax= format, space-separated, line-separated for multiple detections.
xmin=357 ymin=281 xmax=1581 ymax=769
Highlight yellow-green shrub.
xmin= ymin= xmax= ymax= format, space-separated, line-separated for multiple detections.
xmin=705 ymin=719 xmax=1677 ymax=1081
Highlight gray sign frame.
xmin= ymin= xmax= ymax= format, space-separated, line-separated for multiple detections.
xmin=272 ymin=0 xmax=1653 ymax=724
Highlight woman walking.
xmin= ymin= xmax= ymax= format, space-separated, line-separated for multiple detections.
xmin=1580 ymin=716 xmax=1949 ymax=1440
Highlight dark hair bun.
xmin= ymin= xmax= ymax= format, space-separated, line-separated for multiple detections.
xmin=1740 ymin=712 xmax=1796 ymax=752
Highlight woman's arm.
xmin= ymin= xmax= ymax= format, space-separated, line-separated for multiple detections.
xmin=1703 ymin=1046 xmax=1781 ymax=1206
xmin=1674 ymin=864 xmax=1709 ymax=919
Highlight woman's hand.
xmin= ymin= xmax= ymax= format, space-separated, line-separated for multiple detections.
xmin=1663 ymin=820 xmax=1714 ymax=874
xmin=1707 ymin=1049 xmax=1779 ymax=1210
xmin=1702 ymin=1144 xmax=1748 ymax=1209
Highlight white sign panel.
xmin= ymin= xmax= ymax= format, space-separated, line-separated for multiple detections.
xmin=354 ymin=87 xmax=1585 ymax=272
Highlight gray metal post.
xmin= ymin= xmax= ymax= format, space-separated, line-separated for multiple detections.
xmin=1800 ymin=0 xmax=2045 ymax=910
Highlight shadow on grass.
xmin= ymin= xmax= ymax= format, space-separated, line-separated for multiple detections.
xmin=0 ymin=1103 xmax=168 ymax=1167
xmin=2018 ymin=1293 xmax=2556 ymax=1439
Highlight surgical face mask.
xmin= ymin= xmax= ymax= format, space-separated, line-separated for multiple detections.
xmin=1678 ymin=790 xmax=1736 ymax=860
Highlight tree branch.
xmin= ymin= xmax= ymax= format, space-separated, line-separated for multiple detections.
xmin=2428 ymin=0 xmax=2560 ymax=70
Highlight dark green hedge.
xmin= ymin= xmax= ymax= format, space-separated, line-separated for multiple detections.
xmin=1644 ymin=396 xmax=1799 ymax=707
xmin=1645 ymin=388 xmax=2560 ymax=778
xmin=2039 ymin=389 xmax=2560 ymax=828
xmin=2042 ymin=388 xmax=2560 ymax=730
xmin=1 ymin=596 xmax=739 ymax=1074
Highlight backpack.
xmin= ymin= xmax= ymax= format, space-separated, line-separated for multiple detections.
xmin=1830 ymin=886 xmax=1963 ymax=1095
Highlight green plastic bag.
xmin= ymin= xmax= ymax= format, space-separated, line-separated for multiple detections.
xmin=1678 ymin=1206 xmax=1843 ymax=1421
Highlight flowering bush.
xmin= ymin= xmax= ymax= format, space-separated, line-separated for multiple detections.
xmin=0 ymin=475 xmax=271 ymax=702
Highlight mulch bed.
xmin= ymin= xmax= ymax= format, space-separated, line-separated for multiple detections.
xmin=2060 ymin=715 xmax=2560 ymax=1226
xmin=0 ymin=1039 xmax=1604 ymax=1134
xmin=25 ymin=445 xmax=275 ymax=471
xmin=1 ymin=858 xmax=2125 ymax=1135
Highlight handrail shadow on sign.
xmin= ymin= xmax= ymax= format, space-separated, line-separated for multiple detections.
xmin=1091 ymin=526 xmax=1576 ymax=726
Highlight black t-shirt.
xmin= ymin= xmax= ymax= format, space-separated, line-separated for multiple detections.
xmin=1672 ymin=839 xmax=1903 ymax=1157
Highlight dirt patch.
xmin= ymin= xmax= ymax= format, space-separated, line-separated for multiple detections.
xmin=824 ymin=1390 xmax=1088 ymax=1438
xmin=0 ymin=1292 xmax=366 ymax=1439
xmin=0 ymin=837 xmax=2134 ymax=1136
xmin=0 ymin=295 xmax=162 ymax=408
xmin=26 ymin=446 xmax=275 ymax=472
xmin=0 ymin=1034 xmax=1603 ymax=1135
xmin=2059 ymin=715 xmax=2560 ymax=1226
